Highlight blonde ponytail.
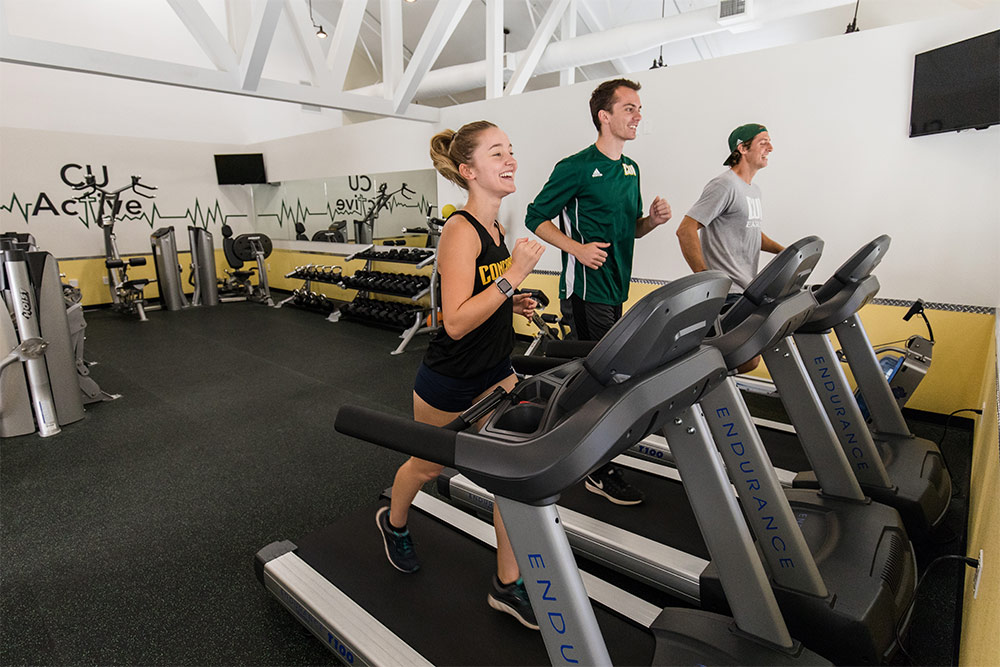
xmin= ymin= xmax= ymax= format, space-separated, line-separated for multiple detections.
xmin=428 ymin=120 xmax=497 ymax=190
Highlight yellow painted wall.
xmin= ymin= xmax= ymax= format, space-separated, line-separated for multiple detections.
xmin=61 ymin=245 xmax=994 ymax=419
xmin=959 ymin=318 xmax=999 ymax=667
xmin=58 ymin=250 xmax=220 ymax=307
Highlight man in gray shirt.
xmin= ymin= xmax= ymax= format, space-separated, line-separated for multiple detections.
xmin=676 ymin=123 xmax=784 ymax=371
xmin=676 ymin=123 xmax=784 ymax=291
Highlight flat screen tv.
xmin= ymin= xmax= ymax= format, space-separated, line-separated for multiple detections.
xmin=214 ymin=153 xmax=267 ymax=185
xmin=909 ymin=30 xmax=1000 ymax=138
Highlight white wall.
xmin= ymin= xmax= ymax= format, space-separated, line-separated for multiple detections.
xmin=0 ymin=127 xmax=256 ymax=257
xmin=3 ymin=8 xmax=998 ymax=307
xmin=433 ymin=8 xmax=1000 ymax=307
xmin=253 ymin=7 xmax=999 ymax=306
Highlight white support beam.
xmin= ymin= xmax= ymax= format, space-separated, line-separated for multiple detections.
xmin=576 ymin=1 xmax=629 ymax=75
xmin=239 ymin=0 xmax=283 ymax=91
xmin=504 ymin=0 xmax=571 ymax=95
xmin=0 ymin=33 xmax=439 ymax=122
xmin=484 ymin=0 xmax=504 ymax=99
xmin=327 ymin=0 xmax=367 ymax=91
xmin=225 ymin=0 xmax=252 ymax=56
xmin=166 ymin=0 xmax=240 ymax=73
xmin=381 ymin=0 xmax=404 ymax=101
xmin=559 ymin=0 xmax=577 ymax=86
xmin=283 ymin=0 xmax=334 ymax=87
xmin=392 ymin=0 xmax=472 ymax=113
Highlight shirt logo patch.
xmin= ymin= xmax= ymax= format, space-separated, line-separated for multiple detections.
xmin=745 ymin=196 xmax=763 ymax=228
xmin=622 ymin=163 xmax=637 ymax=177
xmin=592 ymin=168 xmax=603 ymax=178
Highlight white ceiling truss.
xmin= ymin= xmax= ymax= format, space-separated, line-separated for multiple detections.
xmin=0 ymin=0 xmax=992 ymax=126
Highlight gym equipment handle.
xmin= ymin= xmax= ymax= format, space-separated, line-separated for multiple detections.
xmin=334 ymin=405 xmax=457 ymax=466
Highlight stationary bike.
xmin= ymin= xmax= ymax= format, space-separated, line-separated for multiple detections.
xmin=74 ymin=174 xmax=157 ymax=322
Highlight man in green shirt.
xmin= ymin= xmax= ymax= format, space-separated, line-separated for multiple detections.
xmin=525 ymin=78 xmax=672 ymax=505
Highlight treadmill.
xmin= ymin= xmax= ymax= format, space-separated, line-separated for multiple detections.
xmin=633 ymin=236 xmax=950 ymax=541
xmin=440 ymin=237 xmax=916 ymax=665
xmin=258 ymin=272 xmax=827 ymax=666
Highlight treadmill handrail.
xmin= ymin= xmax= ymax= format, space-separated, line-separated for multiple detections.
xmin=334 ymin=406 xmax=460 ymax=466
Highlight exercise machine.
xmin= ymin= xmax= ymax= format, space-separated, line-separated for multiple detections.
xmin=630 ymin=236 xmax=950 ymax=543
xmin=259 ymin=272 xmax=827 ymax=665
xmin=1 ymin=233 xmax=118 ymax=406
xmin=310 ymin=220 xmax=347 ymax=243
xmin=219 ymin=224 xmax=273 ymax=306
xmin=737 ymin=298 xmax=935 ymax=420
xmin=0 ymin=336 xmax=48 ymax=421
xmin=515 ymin=288 xmax=573 ymax=356
xmin=443 ymin=238 xmax=917 ymax=664
xmin=1 ymin=247 xmax=85 ymax=437
xmin=352 ymin=182 xmax=414 ymax=244
xmin=74 ymin=174 xmax=157 ymax=322
xmin=187 ymin=226 xmax=220 ymax=307
xmin=150 ymin=227 xmax=189 ymax=311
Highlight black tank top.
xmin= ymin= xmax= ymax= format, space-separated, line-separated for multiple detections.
xmin=423 ymin=210 xmax=514 ymax=378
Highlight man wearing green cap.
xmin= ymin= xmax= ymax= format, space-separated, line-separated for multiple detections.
xmin=676 ymin=123 xmax=784 ymax=293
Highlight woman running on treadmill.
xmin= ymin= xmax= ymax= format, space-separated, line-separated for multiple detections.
xmin=376 ymin=120 xmax=546 ymax=630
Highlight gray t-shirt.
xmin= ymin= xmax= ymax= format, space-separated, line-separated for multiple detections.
xmin=685 ymin=169 xmax=764 ymax=291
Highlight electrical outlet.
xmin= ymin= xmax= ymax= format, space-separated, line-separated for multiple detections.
xmin=69 ymin=279 xmax=79 ymax=287
xmin=102 ymin=276 xmax=109 ymax=285
xmin=973 ymin=549 xmax=984 ymax=599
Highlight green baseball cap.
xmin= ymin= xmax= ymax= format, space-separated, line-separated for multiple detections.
xmin=727 ymin=123 xmax=767 ymax=153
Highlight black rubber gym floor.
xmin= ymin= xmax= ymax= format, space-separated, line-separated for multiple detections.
xmin=0 ymin=300 xmax=974 ymax=666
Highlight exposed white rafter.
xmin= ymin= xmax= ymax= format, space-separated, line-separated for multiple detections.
xmin=327 ymin=0 xmax=368 ymax=91
xmin=559 ymin=0 xmax=577 ymax=86
xmin=283 ymin=0 xmax=334 ymax=88
xmin=576 ymin=0 xmax=629 ymax=75
xmin=166 ymin=0 xmax=240 ymax=74
xmin=485 ymin=0 xmax=504 ymax=99
xmin=381 ymin=0 xmax=403 ymax=101
xmin=352 ymin=0 xmax=856 ymax=100
xmin=391 ymin=0 xmax=472 ymax=113
xmin=0 ymin=32 xmax=439 ymax=122
xmin=505 ymin=0 xmax=571 ymax=95
xmin=239 ymin=0 xmax=283 ymax=91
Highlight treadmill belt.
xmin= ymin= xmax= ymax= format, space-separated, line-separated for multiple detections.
xmin=741 ymin=392 xmax=791 ymax=422
xmin=559 ymin=473 xmax=711 ymax=561
xmin=294 ymin=502 xmax=655 ymax=666
xmin=758 ymin=427 xmax=812 ymax=472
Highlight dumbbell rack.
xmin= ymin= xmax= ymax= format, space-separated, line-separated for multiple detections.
xmin=336 ymin=244 xmax=439 ymax=355
xmin=276 ymin=264 xmax=344 ymax=321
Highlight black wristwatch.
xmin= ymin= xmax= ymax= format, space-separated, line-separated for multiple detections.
xmin=494 ymin=277 xmax=514 ymax=297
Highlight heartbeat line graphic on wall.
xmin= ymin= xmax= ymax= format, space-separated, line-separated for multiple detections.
xmin=1 ymin=192 xmax=247 ymax=229
xmin=0 ymin=193 xmax=32 ymax=221
xmin=256 ymin=194 xmax=434 ymax=228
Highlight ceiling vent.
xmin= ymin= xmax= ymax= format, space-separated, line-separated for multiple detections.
xmin=718 ymin=0 xmax=754 ymax=26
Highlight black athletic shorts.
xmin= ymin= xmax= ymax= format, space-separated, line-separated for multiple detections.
xmin=414 ymin=358 xmax=515 ymax=413
xmin=569 ymin=294 xmax=623 ymax=342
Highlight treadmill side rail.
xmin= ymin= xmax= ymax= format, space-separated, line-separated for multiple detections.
xmin=496 ymin=497 xmax=613 ymax=667
xmin=834 ymin=314 xmax=912 ymax=437
xmin=261 ymin=550 xmax=433 ymax=667
xmin=662 ymin=406 xmax=794 ymax=650
xmin=699 ymin=377 xmax=829 ymax=598
xmin=791 ymin=331 xmax=894 ymax=489
xmin=444 ymin=470 xmax=706 ymax=604
xmin=760 ymin=337 xmax=869 ymax=500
